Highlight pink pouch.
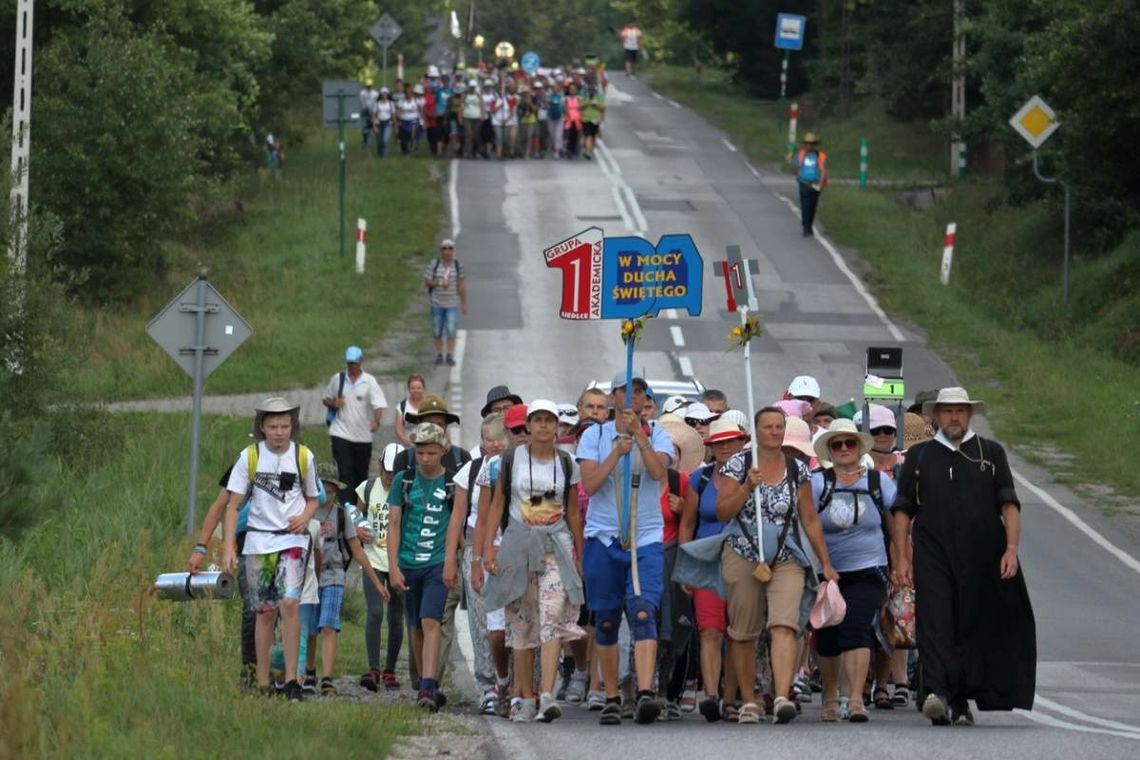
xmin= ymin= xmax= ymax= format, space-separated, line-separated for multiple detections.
xmin=810 ymin=580 xmax=847 ymax=629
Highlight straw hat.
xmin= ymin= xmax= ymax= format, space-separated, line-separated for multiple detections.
xmin=921 ymin=386 xmax=986 ymax=417
xmin=813 ymin=419 xmax=874 ymax=464
xmin=903 ymin=413 xmax=934 ymax=449
xmin=658 ymin=417 xmax=705 ymax=473
xmin=802 ymin=132 xmax=820 ymax=144
xmin=704 ymin=418 xmax=749 ymax=445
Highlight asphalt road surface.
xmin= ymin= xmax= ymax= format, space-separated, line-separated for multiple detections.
xmin=446 ymin=74 xmax=1140 ymax=759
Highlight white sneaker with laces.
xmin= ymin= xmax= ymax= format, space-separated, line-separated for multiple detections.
xmin=537 ymin=692 xmax=562 ymax=722
xmin=565 ymin=672 xmax=588 ymax=704
xmin=586 ymin=690 xmax=606 ymax=710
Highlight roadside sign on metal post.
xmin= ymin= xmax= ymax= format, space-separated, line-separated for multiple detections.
xmin=716 ymin=245 xmax=758 ymax=312
xmin=521 ymin=51 xmax=541 ymax=75
xmin=1009 ymin=95 xmax=1059 ymax=149
xmin=322 ymin=79 xmax=361 ymax=126
xmin=774 ymin=13 xmax=806 ymax=50
xmin=147 ymin=274 xmax=252 ymax=537
xmin=370 ymin=13 xmax=402 ymax=87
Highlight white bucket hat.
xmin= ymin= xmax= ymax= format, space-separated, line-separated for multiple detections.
xmin=787 ymin=375 xmax=822 ymax=399
xmin=813 ymin=419 xmax=874 ymax=464
xmin=922 ymin=386 xmax=986 ymax=417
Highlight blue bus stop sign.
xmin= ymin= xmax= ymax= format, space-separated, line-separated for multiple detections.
xmin=521 ymin=51 xmax=541 ymax=75
xmin=774 ymin=14 xmax=806 ymax=51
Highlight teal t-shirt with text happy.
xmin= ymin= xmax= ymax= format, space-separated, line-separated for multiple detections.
xmin=388 ymin=470 xmax=450 ymax=569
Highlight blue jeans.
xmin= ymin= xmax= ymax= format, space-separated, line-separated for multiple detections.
xmin=375 ymin=121 xmax=392 ymax=157
xmin=430 ymin=306 xmax=458 ymax=339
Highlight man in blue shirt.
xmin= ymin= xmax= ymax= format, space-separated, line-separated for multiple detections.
xmin=791 ymin=133 xmax=829 ymax=237
xmin=577 ymin=373 xmax=674 ymax=725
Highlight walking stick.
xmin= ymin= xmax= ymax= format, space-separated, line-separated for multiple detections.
xmin=740 ymin=304 xmax=772 ymax=583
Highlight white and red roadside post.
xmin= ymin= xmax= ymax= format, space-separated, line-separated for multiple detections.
xmin=786 ymin=101 xmax=799 ymax=158
xmin=355 ymin=218 xmax=367 ymax=274
xmin=940 ymin=223 xmax=957 ymax=285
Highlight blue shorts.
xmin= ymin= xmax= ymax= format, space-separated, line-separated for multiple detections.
xmin=402 ymin=563 xmax=447 ymax=628
xmin=300 ymin=602 xmax=321 ymax=637
xmin=318 ymin=584 xmax=345 ymax=632
xmin=583 ymin=537 xmax=665 ymax=612
xmin=430 ymin=306 xmax=459 ymax=339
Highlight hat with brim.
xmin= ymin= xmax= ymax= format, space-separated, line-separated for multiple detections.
xmin=682 ymin=402 xmax=718 ymax=423
xmin=481 ymin=385 xmax=524 ymax=417
xmin=658 ymin=417 xmax=705 ymax=473
xmin=252 ymin=396 xmax=300 ymax=440
xmin=813 ymin=419 xmax=874 ymax=463
xmin=317 ymin=462 xmax=346 ymax=491
xmin=903 ymin=412 xmax=934 ymax=449
xmin=922 ymin=386 xmax=986 ymax=417
xmin=704 ymin=417 xmax=749 ymax=445
xmin=527 ymin=399 xmax=560 ymax=420
xmin=803 ymin=132 xmax=820 ymax=144
xmin=406 ymin=394 xmax=460 ymax=426
xmin=781 ymin=416 xmax=815 ymax=459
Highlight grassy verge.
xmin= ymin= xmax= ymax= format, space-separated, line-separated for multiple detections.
xmin=646 ymin=64 xmax=946 ymax=182
xmin=0 ymin=413 xmax=431 ymax=757
xmin=65 ymin=117 xmax=444 ymax=402
xmin=645 ymin=64 xmax=1140 ymax=506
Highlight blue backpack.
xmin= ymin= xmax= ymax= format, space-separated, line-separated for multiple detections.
xmin=799 ymin=150 xmax=821 ymax=182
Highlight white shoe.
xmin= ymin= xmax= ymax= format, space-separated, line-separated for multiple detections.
xmin=537 ymin=692 xmax=562 ymax=722
xmin=511 ymin=698 xmax=537 ymax=722
xmin=565 ymin=672 xmax=588 ymax=704
xmin=586 ymin=690 xmax=605 ymax=710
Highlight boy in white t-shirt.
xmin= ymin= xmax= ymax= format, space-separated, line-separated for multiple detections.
xmin=223 ymin=397 xmax=320 ymax=701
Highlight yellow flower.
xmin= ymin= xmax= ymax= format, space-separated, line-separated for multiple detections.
xmin=731 ymin=326 xmax=743 ymax=336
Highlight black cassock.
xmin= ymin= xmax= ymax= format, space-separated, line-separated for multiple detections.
xmin=893 ymin=434 xmax=1036 ymax=710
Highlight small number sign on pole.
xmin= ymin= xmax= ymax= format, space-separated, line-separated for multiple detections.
xmin=716 ymin=245 xmax=771 ymax=581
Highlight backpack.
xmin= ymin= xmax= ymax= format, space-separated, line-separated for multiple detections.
xmin=798 ymin=149 xmax=822 ymax=182
xmin=496 ymin=446 xmax=574 ymax=531
xmin=335 ymin=502 xmax=354 ymax=572
xmin=398 ymin=444 xmax=467 ymax=509
xmin=325 ymin=371 xmax=346 ymax=427
xmin=547 ymin=94 xmax=563 ymax=120
xmin=817 ymin=467 xmax=891 ymax=548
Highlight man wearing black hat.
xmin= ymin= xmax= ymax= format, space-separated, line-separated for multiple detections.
xmin=481 ymin=385 xmax=523 ymax=419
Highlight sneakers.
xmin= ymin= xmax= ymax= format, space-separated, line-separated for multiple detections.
xmin=664 ymin=701 xmax=682 ymax=721
xmin=283 ymin=680 xmax=305 ymax=702
xmin=586 ymin=690 xmax=606 ymax=711
xmin=635 ymin=693 xmax=661 ymax=724
xmin=620 ymin=700 xmax=635 ymax=720
xmin=319 ymin=677 xmax=337 ymax=696
xmin=565 ymin=671 xmax=588 ymax=704
xmin=599 ymin=700 xmax=623 ymax=725
xmin=417 ymin=688 xmax=439 ymax=712
xmin=922 ymin=693 xmax=951 ymax=726
xmin=699 ymin=696 xmax=722 ymax=722
xmin=793 ymin=674 xmax=813 ymax=704
xmin=434 ymin=354 xmax=444 ymax=366
xmin=537 ymin=692 xmax=562 ymax=723
xmin=495 ymin=682 xmax=512 ymax=718
xmin=480 ymin=689 xmax=498 ymax=716
xmin=445 ymin=354 xmax=456 ymax=366
xmin=303 ymin=670 xmax=318 ymax=695
xmin=511 ymin=697 xmax=537 ymax=723
xmin=381 ymin=670 xmax=400 ymax=690
xmin=359 ymin=669 xmax=380 ymax=692
xmin=773 ymin=695 xmax=798 ymax=724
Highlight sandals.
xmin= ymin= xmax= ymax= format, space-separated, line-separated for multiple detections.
xmin=737 ymin=701 xmax=764 ymax=724
xmin=320 ymin=676 xmax=337 ymax=696
xmin=848 ymin=701 xmax=871 ymax=723
xmin=892 ymin=685 xmax=910 ymax=708
xmin=724 ymin=701 xmax=741 ymax=723
xmin=821 ymin=698 xmax=842 ymax=722
xmin=873 ymin=688 xmax=894 ymax=710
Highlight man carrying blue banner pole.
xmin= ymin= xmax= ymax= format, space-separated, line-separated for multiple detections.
xmin=545 ymin=226 xmax=703 ymax=725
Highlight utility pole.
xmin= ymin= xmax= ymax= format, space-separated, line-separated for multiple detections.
xmin=951 ymin=0 xmax=967 ymax=178
xmin=8 ymin=0 xmax=34 ymax=280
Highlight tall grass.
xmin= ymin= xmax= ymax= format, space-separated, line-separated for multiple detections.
xmin=0 ymin=414 xmax=424 ymax=758
xmin=64 ymin=122 xmax=444 ymax=402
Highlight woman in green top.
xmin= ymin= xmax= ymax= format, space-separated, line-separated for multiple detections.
xmin=580 ymin=82 xmax=605 ymax=160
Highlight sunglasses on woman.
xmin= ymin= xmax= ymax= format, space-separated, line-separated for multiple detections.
xmin=684 ymin=418 xmax=709 ymax=428
xmin=509 ymin=425 xmax=528 ymax=435
xmin=828 ymin=438 xmax=860 ymax=452
xmin=870 ymin=426 xmax=896 ymax=436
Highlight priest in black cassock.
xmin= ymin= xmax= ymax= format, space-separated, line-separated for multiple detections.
xmin=891 ymin=387 xmax=1036 ymax=727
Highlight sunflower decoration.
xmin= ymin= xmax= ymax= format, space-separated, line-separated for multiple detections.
xmin=726 ymin=314 xmax=763 ymax=350
xmin=620 ymin=314 xmax=652 ymax=345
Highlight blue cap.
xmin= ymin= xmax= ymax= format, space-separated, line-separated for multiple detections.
xmin=610 ymin=372 xmax=650 ymax=396
xmin=345 ymin=345 xmax=364 ymax=363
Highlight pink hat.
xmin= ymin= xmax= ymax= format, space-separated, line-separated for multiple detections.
xmin=775 ymin=399 xmax=812 ymax=419
xmin=868 ymin=404 xmax=896 ymax=430
xmin=810 ymin=580 xmax=847 ymax=629
xmin=781 ymin=417 xmax=814 ymax=458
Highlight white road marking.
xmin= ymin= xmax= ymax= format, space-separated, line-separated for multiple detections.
xmin=597 ymin=139 xmax=648 ymax=237
xmin=1012 ymin=469 xmax=1140 ymax=576
xmin=1034 ymin=695 xmax=1140 ymax=735
xmin=745 ymin=161 xmax=760 ymax=178
xmin=455 ymin=586 xmax=476 ymax=669
xmin=652 ymin=91 xmax=663 ymax=100
xmin=721 ymin=138 xmax=737 ymax=153
xmin=670 ymin=325 xmax=686 ymax=347
xmin=774 ymin=191 xmax=906 ymax=343
xmin=669 ymin=99 xmax=682 ymax=109
xmin=663 ymin=308 xmax=679 ymax=319
xmin=678 ymin=356 xmax=694 ymax=377
xmin=449 ymin=159 xmax=460 ymax=238
xmin=1017 ymin=707 xmax=1140 ymax=740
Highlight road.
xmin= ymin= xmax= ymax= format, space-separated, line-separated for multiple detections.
xmin=446 ymin=74 xmax=1140 ymax=759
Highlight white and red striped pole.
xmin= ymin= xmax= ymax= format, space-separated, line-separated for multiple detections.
xmin=940 ymin=222 xmax=957 ymax=285
xmin=787 ymin=101 xmax=799 ymax=155
xmin=355 ymin=218 xmax=367 ymax=274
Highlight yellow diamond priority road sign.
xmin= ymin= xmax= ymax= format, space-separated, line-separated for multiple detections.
xmin=1010 ymin=95 xmax=1060 ymax=149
